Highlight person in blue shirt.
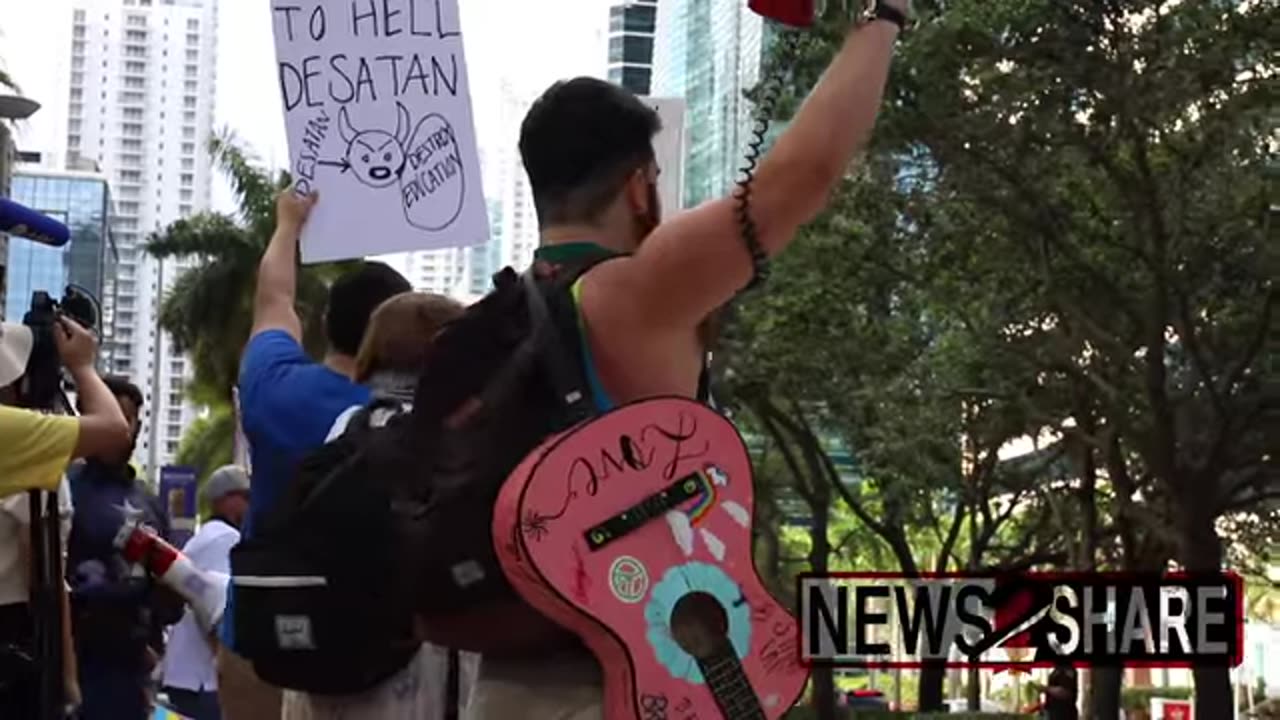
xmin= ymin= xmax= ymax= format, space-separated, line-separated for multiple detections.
xmin=217 ymin=189 xmax=411 ymax=719
xmin=66 ymin=376 xmax=184 ymax=720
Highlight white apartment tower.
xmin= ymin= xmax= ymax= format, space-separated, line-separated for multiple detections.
xmin=65 ymin=0 xmax=218 ymax=476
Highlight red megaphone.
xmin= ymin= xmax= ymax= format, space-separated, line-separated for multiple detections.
xmin=114 ymin=508 xmax=229 ymax=633
xmin=749 ymin=0 xmax=815 ymax=27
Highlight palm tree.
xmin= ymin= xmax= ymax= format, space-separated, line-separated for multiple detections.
xmin=146 ymin=131 xmax=354 ymax=477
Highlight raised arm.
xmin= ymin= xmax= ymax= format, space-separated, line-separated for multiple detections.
xmin=251 ymin=189 xmax=318 ymax=340
xmin=587 ymin=4 xmax=907 ymax=330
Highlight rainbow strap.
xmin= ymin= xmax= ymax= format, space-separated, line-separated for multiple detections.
xmin=153 ymin=707 xmax=194 ymax=720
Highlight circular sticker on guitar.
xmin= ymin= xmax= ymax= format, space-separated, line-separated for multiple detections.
xmin=609 ymin=556 xmax=650 ymax=604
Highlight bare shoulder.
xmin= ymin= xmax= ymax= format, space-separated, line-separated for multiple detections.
xmin=580 ymin=197 xmax=755 ymax=333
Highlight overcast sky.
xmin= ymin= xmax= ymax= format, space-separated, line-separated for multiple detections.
xmin=0 ymin=0 xmax=609 ymax=213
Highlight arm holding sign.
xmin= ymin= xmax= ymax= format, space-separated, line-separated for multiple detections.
xmin=582 ymin=4 xmax=907 ymax=332
xmin=251 ymin=189 xmax=318 ymax=341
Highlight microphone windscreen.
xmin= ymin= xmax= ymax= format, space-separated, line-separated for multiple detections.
xmin=0 ymin=197 xmax=70 ymax=247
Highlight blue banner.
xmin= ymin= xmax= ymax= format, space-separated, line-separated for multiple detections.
xmin=158 ymin=465 xmax=198 ymax=548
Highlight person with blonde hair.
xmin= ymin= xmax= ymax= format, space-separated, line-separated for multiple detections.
xmin=283 ymin=290 xmax=478 ymax=720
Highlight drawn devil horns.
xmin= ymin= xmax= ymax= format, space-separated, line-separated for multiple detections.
xmin=338 ymin=101 xmax=412 ymax=148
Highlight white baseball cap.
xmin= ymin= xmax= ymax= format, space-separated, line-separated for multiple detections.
xmin=0 ymin=321 xmax=34 ymax=389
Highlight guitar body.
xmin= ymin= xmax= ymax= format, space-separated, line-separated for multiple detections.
xmin=494 ymin=397 xmax=809 ymax=720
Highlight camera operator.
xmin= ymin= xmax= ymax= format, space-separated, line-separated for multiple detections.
xmin=0 ymin=317 xmax=131 ymax=493
xmin=0 ymin=316 xmax=130 ymax=715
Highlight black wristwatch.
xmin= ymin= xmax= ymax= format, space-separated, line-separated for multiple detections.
xmin=860 ymin=0 xmax=909 ymax=32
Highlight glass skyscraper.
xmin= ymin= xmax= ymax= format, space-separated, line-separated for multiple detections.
xmin=4 ymin=170 xmax=118 ymax=359
xmin=608 ymin=0 xmax=659 ymax=95
xmin=652 ymin=0 xmax=766 ymax=209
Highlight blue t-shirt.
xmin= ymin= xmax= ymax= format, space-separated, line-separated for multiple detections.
xmin=222 ymin=330 xmax=369 ymax=648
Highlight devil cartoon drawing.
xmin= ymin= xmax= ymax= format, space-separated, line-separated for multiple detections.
xmin=337 ymin=101 xmax=411 ymax=189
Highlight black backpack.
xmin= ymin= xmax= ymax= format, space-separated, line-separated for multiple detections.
xmin=229 ymin=253 xmax=710 ymax=683
xmin=226 ymin=255 xmax=617 ymax=692
xmin=228 ymin=399 xmax=426 ymax=696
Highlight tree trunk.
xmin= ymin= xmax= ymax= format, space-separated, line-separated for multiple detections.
xmin=919 ymin=663 xmax=947 ymax=712
xmin=1180 ymin=507 xmax=1233 ymax=719
xmin=1090 ymin=667 xmax=1123 ymax=720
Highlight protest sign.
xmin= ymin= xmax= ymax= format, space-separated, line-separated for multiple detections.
xmin=271 ymin=0 xmax=489 ymax=263
xmin=640 ymin=97 xmax=687 ymax=214
xmin=158 ymin=465 xmax=198 ymax=547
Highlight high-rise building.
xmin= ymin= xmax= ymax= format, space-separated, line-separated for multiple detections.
xmin=65 ymin=0 xmax=219 ymax=475
xmin=3 ymin=166 xmax=118 ymax=362
xmin=607 ymin=0 xmax=659 ymax=95
xmin=652 ymin=0 xmax=765 ymax=208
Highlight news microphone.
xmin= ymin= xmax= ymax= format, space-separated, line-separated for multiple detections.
xmin=0 ymin=197 xmax=70 ymax=247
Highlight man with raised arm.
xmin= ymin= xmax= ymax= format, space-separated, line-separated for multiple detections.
xmin=219 ymin=192 xmax=412 ymax=719
xmin=469 ymin=2 xmax=911 ymax=718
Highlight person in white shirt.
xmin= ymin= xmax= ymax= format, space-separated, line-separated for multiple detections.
xmin=160 ymin=465 xmax=249 ymax=720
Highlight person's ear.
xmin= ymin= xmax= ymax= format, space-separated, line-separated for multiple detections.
xmin=624 ymin=168 xmax=652 ymax=217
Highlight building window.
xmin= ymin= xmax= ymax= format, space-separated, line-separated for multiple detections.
xmin=179 ymin=204 xmax=192 ymax=217
xmin=183 ymin=96 xmax=196 ymax=109
xmin=185 ymin=33 xmax=199 ymax=45
xmin=181 ymin=142 xmax=195 ymax=155
xmin=185 ymin=49 xmax=198 ymax=62
xmin=608 ymin=35 xmax=654 ymax=65
xmin=125 ymin=29 xmax=147 ymax=42
xmin=180 ymin=173 xmax=193 ymax=186
xmin=125 ymin=60 xmax=146 ymax=74
xmin=127 ymin=14 xmax=146 ymax=27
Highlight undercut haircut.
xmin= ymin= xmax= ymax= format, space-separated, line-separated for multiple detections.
xmin=325 ymin=261 xmax=413 ymax=357
xmin=519 ymin=77 xmax=662 ymax=227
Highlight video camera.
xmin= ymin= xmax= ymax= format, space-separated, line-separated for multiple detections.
xmin=18 ymin=286 xmax=100 ymax=412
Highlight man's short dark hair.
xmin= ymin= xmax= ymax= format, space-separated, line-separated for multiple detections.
xmin=79 ymin=375 xmax=143 ymax=413
xmin=325 ymin=261 xmax=412 ymax=357
xmin=519 ymin=77 xmax=662 ymax=227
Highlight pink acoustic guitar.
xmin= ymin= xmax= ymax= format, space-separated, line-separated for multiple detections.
xmin=494 ymin=397 xmax=809 ymax=720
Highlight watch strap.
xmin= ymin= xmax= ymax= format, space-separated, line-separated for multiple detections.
xmin=868 ymin=1 xmax=908 ymax=31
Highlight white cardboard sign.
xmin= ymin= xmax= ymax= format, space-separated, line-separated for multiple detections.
xmin=271 ymin=0 xmax=489 ymax=263
xmin=640 ymin=97 xmax=687 ymax=214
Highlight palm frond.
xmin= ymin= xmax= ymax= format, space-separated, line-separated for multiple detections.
xmin=209 ymin=128 xmax=279 ymax=228
xmin=0 ymin=67 xmax=19 ymax=92
xmin=176 ymin=403 xmax=235 ymax=485
xmin=145 ymin=212 xmax=255 ymax=259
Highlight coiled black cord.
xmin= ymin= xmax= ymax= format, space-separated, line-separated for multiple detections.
xmin=734 ymin=27 xmax=803 ymax=293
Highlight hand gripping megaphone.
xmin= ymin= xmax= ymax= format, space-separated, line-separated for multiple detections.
xmin=113 ymin=503 xmax=228 ymax=634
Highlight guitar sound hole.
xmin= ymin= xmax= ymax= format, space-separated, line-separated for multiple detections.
xmin=670 ymin=591 xmax=729 ymax=659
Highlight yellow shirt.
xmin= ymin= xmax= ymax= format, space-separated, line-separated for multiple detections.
xmin=0 ymin=406 xmax=79 ymax=499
